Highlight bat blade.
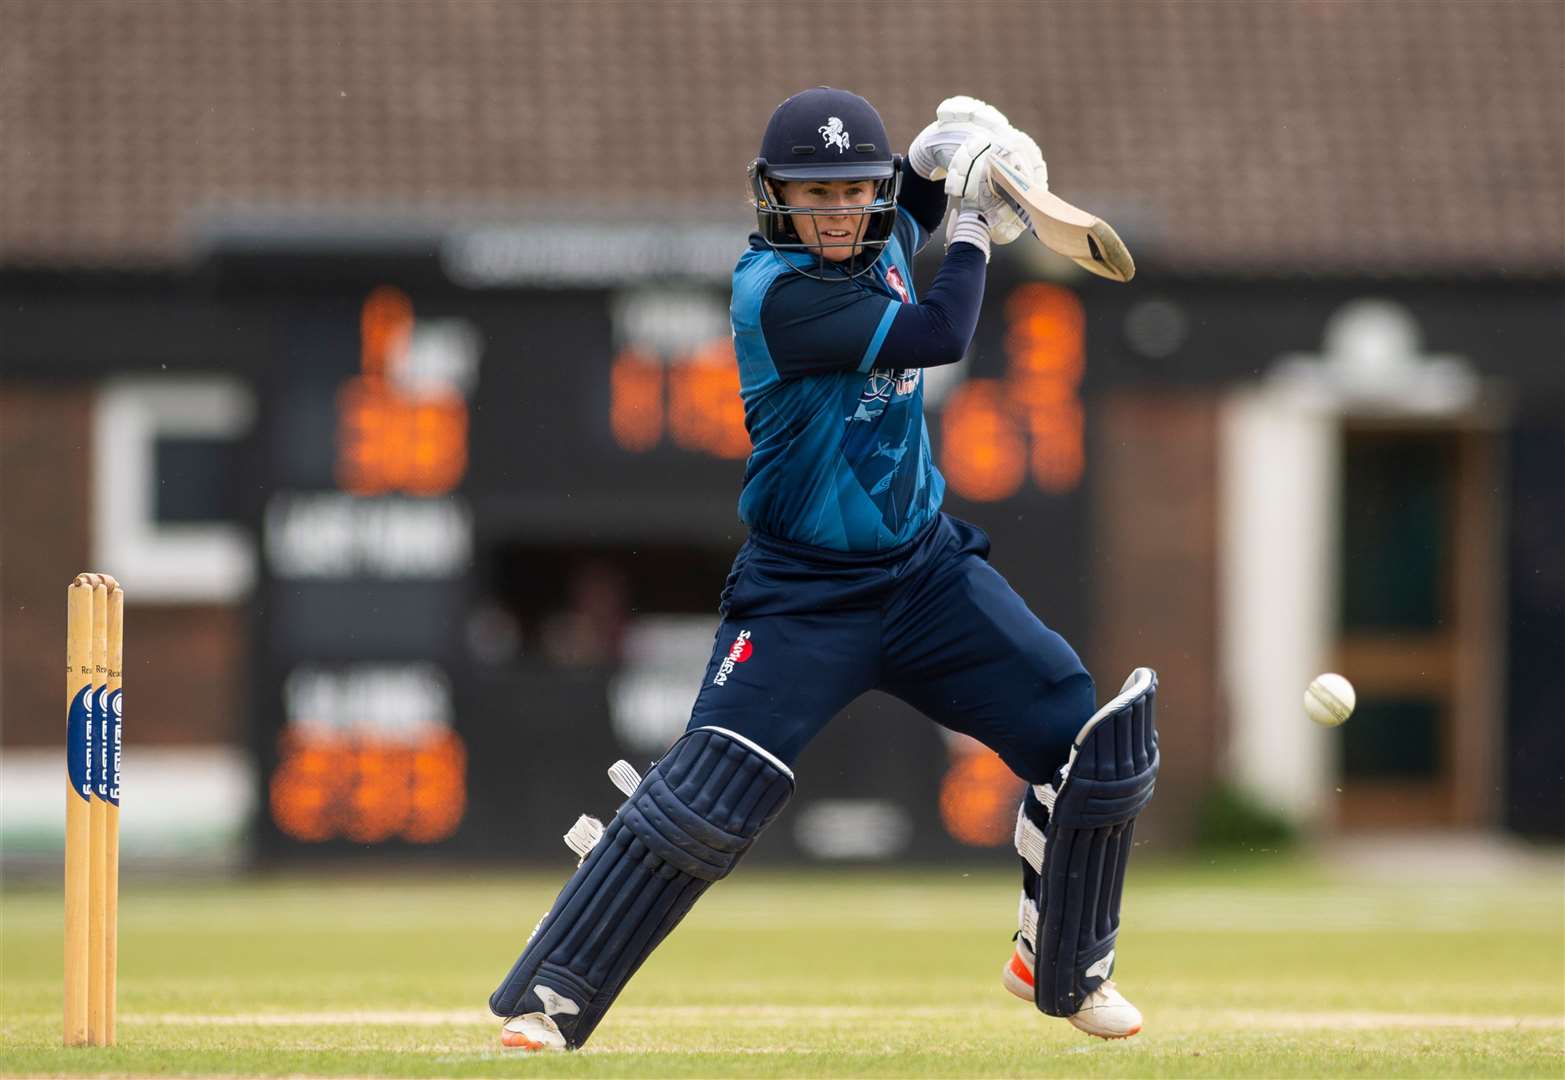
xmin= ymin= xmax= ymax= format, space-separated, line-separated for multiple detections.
xmin=989 ymin=158 xmax=1135 ymax=282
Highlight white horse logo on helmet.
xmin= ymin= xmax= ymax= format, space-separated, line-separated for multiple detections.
xmin=819 ymin=117 xmax=851 ymax=153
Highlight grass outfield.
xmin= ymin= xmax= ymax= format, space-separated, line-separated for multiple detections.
xmin=3 ymin=859 xmax=1561 ymax=1078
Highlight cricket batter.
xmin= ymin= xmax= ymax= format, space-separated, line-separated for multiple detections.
xmin=491 ymin=88 xmax=1160 ymax=1051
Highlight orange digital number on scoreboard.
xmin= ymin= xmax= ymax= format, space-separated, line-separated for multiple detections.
xmin=939 ymin=380 xmax=1028 ymax=502
xmin=1008 ymin=283 xmax=1086 ymax=494
xmin=269 ymin=729 xmax=467 ymax=844
xmin=668 ymin=338 xmax=749 ymax=460
xmin=609 ymin=338 xmax=748 ymax=460
xmin=337 ymin=382 xmax=468 ymax=496
xmin=940 ymin=283 xmax=1087 ymax=502
xmin=337 ymin=287 xmax=470 ymax=495
xmin=610 ymin=347 xmax=664 ymax=452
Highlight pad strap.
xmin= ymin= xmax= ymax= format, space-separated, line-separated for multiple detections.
xmin=490 ymin=727 xmax=794 ymax=1047
xmin=1014 ymin=801 xmax=1047 ymax=873
xmin=1018 ymin=891 xmax=1040 ymax=948
xmin=1013 ymin=784 xmax=1051 ymax=950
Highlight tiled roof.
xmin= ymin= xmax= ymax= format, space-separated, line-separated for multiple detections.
xmin=3 ymin=0 xmax=1561 ymax=274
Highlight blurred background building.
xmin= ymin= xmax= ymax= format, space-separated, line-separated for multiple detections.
xmin=2 ymin=0 xmax=1561 ymax=868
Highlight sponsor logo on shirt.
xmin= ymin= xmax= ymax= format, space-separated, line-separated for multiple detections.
xmin=884 ymin=265 xmax=910 ymax=302
xmin=848 ymin=369 xmax=922 ymax=423
xmin=712 ymin=629 xmax=753 ymax=686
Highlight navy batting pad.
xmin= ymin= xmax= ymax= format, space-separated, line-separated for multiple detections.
xmin=1033 ymin=668 xmax=1159 ymax=1018
xmin=490 ymin=726 xmax=794 ymax=1048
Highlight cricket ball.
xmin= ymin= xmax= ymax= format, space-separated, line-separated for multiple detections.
xmin=1304 ymin=673 xmax=1356 ymax=727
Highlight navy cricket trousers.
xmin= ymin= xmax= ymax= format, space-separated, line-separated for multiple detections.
xmin=685 ymin=513 xmax=1094 ymax=784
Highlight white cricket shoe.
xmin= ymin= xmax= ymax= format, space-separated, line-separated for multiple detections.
xmin=1064 ymin=981 xmax=1143 ymax=1039
xmin=1002 ymin=944 xmax=1143 ymax=1039
xmin=499 ymin=1012 xmax=567 ymax=1051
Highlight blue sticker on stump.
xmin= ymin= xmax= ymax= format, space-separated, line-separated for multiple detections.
xmin=93 ymin=686 xmax=109 ymax=799
xmin=67 ymin=685 xmax=93 ymax=800
xmin=107 ymin=688 xmax=122 ymax=806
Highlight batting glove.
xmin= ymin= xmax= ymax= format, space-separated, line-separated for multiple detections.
xmin=908 ymin=95 xmax=1012 ymax=180
xmin=945 ymin=132 xmax=1033 ymax=245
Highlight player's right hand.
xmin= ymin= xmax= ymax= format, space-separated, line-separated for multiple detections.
xmin=984 ymin=129 xmax=1046 ymax=245
xmin=945 ymin=133 xmax=1032 ymax=245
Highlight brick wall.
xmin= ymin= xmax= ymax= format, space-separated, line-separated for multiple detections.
xmin=0 ymin=383 xmax=245 ymax=747
xmin=1089 ymin=391 xmax=1223 ymax=845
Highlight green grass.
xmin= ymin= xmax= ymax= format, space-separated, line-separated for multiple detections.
xmin=3 ymin=860 xmax=1561 ymax=1077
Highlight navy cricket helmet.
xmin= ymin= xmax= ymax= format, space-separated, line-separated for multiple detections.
xmin=748 ymin=87 xmax=903 ymax=279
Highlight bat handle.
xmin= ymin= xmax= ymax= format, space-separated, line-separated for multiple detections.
xmin=993 ymin=185 xmax=1034 ymax=234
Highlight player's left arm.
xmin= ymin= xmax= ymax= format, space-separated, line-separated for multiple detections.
xmin=896 ymin=171 xmax=946 ymax=252
xmin=759 ymin=222 xmax=989 ymax=377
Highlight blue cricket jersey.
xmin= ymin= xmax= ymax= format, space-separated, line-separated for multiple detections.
xmin=731 ymin=206 xmax=983 ymax=552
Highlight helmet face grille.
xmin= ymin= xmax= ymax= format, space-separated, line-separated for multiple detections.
xmin=749 ymin=161 xmax=903 ymax=282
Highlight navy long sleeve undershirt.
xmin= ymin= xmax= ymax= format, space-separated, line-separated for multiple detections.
xmin=897 ymin=171 xmax=948 ymax=237
xmin=758 ymin=238 xmax=986 ymax=376
xmin=877 ymin=241 xmax=985 ymax=369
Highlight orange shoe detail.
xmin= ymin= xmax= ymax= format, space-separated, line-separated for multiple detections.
xmin=1008 ymin=949 xmax=1035 ymax=987
xmin=1085 ymin=1022 xmax=1142 ymax=1040
xmin=500 ymin=1030 xmax=544 ymax=1050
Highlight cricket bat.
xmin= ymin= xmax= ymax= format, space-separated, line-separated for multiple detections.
xmin=988 ymin=154 xmax=1135 ymax=283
